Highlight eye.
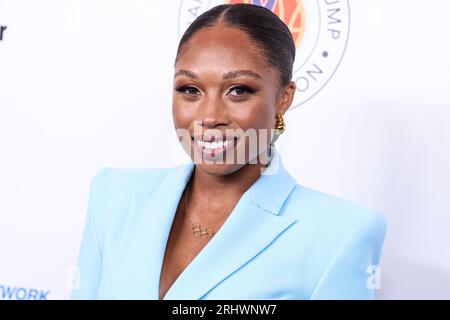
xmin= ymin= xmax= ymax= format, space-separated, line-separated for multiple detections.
xmin=228 ymin=85 xmax=255 ymax=97
xmin=175 ymin=85 xmax=201 ymax=96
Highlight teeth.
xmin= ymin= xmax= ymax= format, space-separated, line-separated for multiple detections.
xmin=195 ymin=139 xmax=233 ymax=150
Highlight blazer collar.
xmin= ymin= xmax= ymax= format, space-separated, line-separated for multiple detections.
xmin=112 ymin=148 xmax=298 ymax=299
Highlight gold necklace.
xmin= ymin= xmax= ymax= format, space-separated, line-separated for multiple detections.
xmin=184 ymin=181 xmax=215 ymax=239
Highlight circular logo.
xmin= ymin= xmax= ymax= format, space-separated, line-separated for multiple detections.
xmin=178 ymin=0 xmax=350 ymax=109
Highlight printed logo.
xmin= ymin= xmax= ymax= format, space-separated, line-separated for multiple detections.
xmin=0 ymin=283 xmax=50 ymax=300
xmin=178 ymin=0 xmax=350 ymax=109
xmin=0 ymin=25 xmax=7 ymax=41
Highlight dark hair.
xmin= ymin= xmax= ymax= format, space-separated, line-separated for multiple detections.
xmin=175 ymin=4 xmax=296 ymax=86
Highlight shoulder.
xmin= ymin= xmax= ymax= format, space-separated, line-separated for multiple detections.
xmin=89 ymin=166 xmax=170 ymax=194
xmin=282 ymin=183 xmax=387 ymax=256
xmin=84 ymin=165 xmax=181 ymax=246
xmin=284 ymin=183 xmax=387 ymax=230
xmin=86 ymin=166 xmax=168 ymax=213
xmin=287 ymin=184 xmax=386 ymax=224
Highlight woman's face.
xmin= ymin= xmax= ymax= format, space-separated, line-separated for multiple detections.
xmin=172 ymin=24 xmax=296 ymax=176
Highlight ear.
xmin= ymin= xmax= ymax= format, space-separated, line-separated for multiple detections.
xmin=276 ymin=80 xmax=296 ymax=115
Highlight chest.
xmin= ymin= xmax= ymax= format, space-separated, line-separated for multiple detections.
xmin=158 ymin=205 xmax=213 ymax=299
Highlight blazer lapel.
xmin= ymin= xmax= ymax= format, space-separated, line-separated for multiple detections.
xmin=112 ymin=148 xmax=298 ymax=300
xmin=112 ymin=164 xmax=194 ymax=299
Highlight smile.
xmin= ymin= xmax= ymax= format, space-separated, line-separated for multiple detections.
xmin=191 ymin=136 xmax=238 ymax=158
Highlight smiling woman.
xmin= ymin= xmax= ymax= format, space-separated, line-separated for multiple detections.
xmin=71 ymin=3 xmax=387 ymax=300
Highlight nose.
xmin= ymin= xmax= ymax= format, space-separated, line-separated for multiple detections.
xmin=197 ymin=92 xmax=229 ymax=129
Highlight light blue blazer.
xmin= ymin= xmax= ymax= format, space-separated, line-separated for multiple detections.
xmin=70 ymin=149 xmax=387 ymax=300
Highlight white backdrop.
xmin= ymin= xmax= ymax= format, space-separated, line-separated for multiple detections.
xmin=0 ymin=0 xmax=449 ymax=299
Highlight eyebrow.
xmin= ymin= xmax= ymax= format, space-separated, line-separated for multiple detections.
xmin=174 ymin=69 xmax=263 ymax=80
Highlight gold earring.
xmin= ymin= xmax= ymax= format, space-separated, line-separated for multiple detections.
xmin=275 ymin=113 xmax=285 ymax=134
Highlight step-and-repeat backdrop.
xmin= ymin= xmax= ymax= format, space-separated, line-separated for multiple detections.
xmin=0 ymin=0 xmax=449 ymax=299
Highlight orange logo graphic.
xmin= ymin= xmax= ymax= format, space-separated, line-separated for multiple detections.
xmin=225 ymin=0 xmax=305 ymax=47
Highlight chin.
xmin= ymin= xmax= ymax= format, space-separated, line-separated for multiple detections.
xmin=195 ymin=162 xmax=245 ymax=177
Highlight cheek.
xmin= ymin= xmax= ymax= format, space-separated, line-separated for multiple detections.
xmin=229 ymin=97 xmax=275 ymax=131
xmin=172 ymin=98 xmax=194 ymax=129
xmin=230 ymin=98 xmax=275 ymax=160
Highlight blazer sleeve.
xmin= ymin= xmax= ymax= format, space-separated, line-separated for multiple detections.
xmin=310 ymin=211 xmax=387 ymax=300
xmin=70 ymin=167 xmax=109 ymax=300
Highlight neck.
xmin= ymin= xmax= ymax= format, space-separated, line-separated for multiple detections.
xmin=187 ymin=162 xmax=267 ymax=223
xmin=192 ymin=147 xmax=274 ymax=196
xmin=194 ymin=163 xmax=263 ymax=198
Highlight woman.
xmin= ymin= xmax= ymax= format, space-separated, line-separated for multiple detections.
xmin=71 ymin=4 xmax=387 ymax=300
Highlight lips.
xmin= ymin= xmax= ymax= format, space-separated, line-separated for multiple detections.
xmin=191 ymin=135 xmax=238 ymax=158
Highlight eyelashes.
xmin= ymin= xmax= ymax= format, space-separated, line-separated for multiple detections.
xmin=228 ymin=85 xmax=256 ymax=96
xmin=174 ymin=85 xmax=256 ymax=98
xmin=175 ymin=85 xmax=201 ymax=96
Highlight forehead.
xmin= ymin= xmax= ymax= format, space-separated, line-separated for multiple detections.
xmin=175 ymin=25 xmax=276 ymax=78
